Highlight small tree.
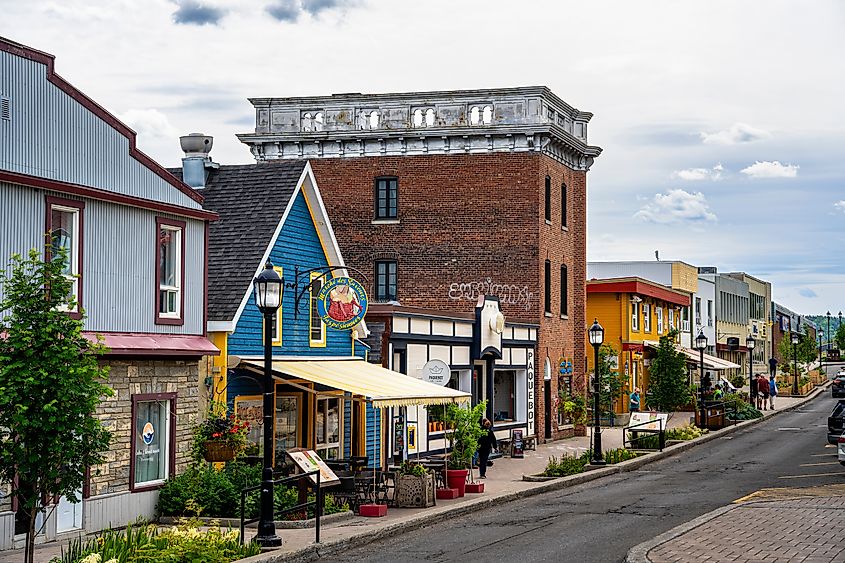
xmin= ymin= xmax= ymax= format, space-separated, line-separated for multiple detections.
xmin=587 ymin=344 xmax=625 ymax=415
xmin=647 ymin=331 xmax=691 ymax=412
xmin=444 ymin=401 xmax=487 ymax=470
xmin=0 ymin=249 xmax=113 ymax=563
xmin=777 ymin=331 xmax=817 ymax=366
xmin=835 ymin=324 xmax=845 ymax=352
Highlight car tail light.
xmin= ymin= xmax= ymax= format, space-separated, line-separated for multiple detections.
xmin=840 ymin=436 xmax=845 ymax=444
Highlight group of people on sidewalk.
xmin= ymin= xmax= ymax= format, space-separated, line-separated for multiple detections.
xmin=750 ymin=373 xmax=778 ymax=410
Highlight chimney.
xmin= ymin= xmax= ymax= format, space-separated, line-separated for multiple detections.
xmin=180 ymin=133 xmax=216 ymax=188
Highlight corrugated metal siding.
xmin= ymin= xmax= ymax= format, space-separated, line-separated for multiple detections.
xmin=0 ymin=182 xmax=205 ymax=334
xmin=0 ymin=512 xmax=13 ymax=550
xmin=587 ymin=262 xmax=672 ymax=286
xmin=84 ymin=490 xmax=158 ymax=533
xmin=228 ymin=190 xmax=357 ymax=356
xmin=0 ymin=51 xmax=199 ymax=210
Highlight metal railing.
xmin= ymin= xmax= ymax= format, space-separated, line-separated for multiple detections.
xmin=623 ymin=419 xmax=666 ymax=451
xmin=239 ymin=470 xmax=322 ymax=545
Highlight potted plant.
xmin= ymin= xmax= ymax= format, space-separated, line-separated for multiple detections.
xmin=444 ymin=401 xmax=487 ymax=497
xmin=394 ymin=461 xmax=435 ymax=508
xmin=191 ymin=407 xmax=250 ymax=463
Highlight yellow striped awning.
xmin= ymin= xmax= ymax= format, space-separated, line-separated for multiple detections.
xmin=243 ymin=359 xmax=471 ymax=409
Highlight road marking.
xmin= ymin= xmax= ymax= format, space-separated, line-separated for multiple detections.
xmin=777 ymin=427 xmax=801 ymax=431
xmin=800 ymin=461 xmax=841 ymax=467
xmin=810 ymin=453 xmax=837 ymax=457
xmin=778 ymin=472 xmax=845 ymax=479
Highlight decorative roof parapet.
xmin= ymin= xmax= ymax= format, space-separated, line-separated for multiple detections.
xmin=237 ymin=86 xmax=602 ymax=171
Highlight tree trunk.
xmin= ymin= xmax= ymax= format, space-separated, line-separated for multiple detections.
xmin=24 ymin=484 xmax=37 ymax=563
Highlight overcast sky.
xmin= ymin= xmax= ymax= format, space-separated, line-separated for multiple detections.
xmin=3 ymin=0 xmax=843 ymax=316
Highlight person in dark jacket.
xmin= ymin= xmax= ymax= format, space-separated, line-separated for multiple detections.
xmin=477 ymin=418 xmax=496 ymax=479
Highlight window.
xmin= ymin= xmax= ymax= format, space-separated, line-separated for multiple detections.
xmin=267 ymin=266 xmax=283 ymax=345
xmin=316 ymin=397 xmax=341 ymax=460
xmin=131 ymin=394 xmax=175 ymax=490
xmin=707 ymin=300 xmax=714 ymax=326
xmin=375 ymin=260 xmax=397 ymax=301
xmin=559 ymin=265 xmax=568 ymax=316
xmin=374 ymin=177 xmax=398 ymax=219
xmin=544 ymin=260 xmax=551 ymax=314
xmin=643 ymin=304 xmax=651 ymax=332
xmin=561 ymin=183 xmax=567 ymax=227
xmin=668 ymin=308 xmax=675 ymax=330
xmin=544 ymin=176 xmax=551 ymax=222
xmin=656 ymin=306 xmax=664 ymax=333
xmin=47 ymin=198 xmax=84 ymax=315
xmin=156 ymin=218 xmax=185 ymax=324
xmin=493 ymin=370 xmax=517 ymax=422
xmin=309 ymin=272 xmax=326 ymax=347
xmin=274 ymin=394 xmax=299 ymax=461
xmin=695 ymin=297 xmax=702 ymax=326
xmin=631 ymin=301 xmax=639 ymax=331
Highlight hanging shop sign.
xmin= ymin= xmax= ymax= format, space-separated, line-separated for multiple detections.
xmin=421 ymin=359 xmax=450 ymax=386
xmin=316 ymin=277 xmax=369 ymax=330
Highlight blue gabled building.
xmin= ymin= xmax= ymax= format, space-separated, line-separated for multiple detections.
xmin=173 ymin=138 xmax=468 ymax=468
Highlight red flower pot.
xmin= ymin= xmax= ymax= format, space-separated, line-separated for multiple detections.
xmin=445 ymin=469 xmax=468 ymax=497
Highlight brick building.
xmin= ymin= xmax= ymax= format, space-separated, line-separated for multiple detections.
xmin=237 ymin=87 xmax=601 ymax=441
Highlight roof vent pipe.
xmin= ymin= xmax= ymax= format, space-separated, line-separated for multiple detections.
xmin=180 ymin=133 xmax=213 ymax=189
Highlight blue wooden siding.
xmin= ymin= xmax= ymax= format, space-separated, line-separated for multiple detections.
xmin=0 ymin=50 xmax=201 ymax=210
xmin=366 ymin=406 xmax=381 ymax=468
xmin=343 ymin=399 xmax=352 ymax=458
xmin=228 ymin=190 xmax=365 ymax=358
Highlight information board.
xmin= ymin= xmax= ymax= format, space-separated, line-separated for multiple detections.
xmin=511 ymin=429 xmax=524 ymax=458
xmin=285 ymin=449 xmax=340 ymax=487
xmin=628 ymin=411 xmax=668 ymax=431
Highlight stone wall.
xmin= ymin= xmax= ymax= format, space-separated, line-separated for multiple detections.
xmin=90 ymin=359 xmax=199 ymax=497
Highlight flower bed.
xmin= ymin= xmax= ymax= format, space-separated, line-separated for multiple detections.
xmin=534 ymin=448 xmax=640 ymax=479
xmin=52 ymin=521 xmax=260 ymax=563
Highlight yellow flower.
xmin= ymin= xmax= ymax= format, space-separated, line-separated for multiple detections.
xmin=104 ymin=559 xmax=119 ymax=563
xmin=80 ymin=554 xmax=102 ymax=563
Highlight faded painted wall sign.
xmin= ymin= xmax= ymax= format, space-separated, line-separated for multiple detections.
xmin=448 ymin=278 xmax=533 ymax=311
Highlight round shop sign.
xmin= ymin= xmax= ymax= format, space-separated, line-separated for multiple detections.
xmin=142 ymin=422 xmax=155 ymax=445
xmin=316 ymin=277 xmax=369 ymax=330
xmin=421 ymin=359 xmax=450 ymax=386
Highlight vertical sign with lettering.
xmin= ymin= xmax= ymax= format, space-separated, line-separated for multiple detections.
xmin=527 ymin=349 xmax=535 ymax=437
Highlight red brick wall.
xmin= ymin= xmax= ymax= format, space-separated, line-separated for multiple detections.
xmin=307 ymin=152 xmax=588 ymax=441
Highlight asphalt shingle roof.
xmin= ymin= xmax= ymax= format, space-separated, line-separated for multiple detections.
xmin=170 ymin=161 xmax=308 ymax=322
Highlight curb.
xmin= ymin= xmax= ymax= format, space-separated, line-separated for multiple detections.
xmin=243 ymin=385 xmax=830 ymax=563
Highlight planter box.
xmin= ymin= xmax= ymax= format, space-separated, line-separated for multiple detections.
xmin=465 ymin=482 xmax=484 ymax=494
xmin=359 ymin=503 xmax=388 ymax=517
xmin=436 ymin=487 xmax=460 ymax=499
xmin=395 ymin=473 xmax=435 ymax=508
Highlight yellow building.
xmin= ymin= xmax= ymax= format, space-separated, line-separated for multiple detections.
xmin=586 ymin=277 xmax=691 ymax=414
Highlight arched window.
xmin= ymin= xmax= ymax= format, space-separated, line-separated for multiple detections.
xmin=425 ymin=108 xmax=435 ymax=126
xmin=302 ymin=112 xmax=312 ymax=132
xmin=369 ymin=110 xmax=380 ymax=129
xmin=544 ymin=357 xmax=552 ymax=381
xmin=482 ymin=105 xmax=493 ymax=124
xmin=470 ymin=106 xmax=480 ymax=125
xmin=314 ymin=112 xmax=324 ymax=131
xmin=413 ymin=109 xmax=423 ymax=127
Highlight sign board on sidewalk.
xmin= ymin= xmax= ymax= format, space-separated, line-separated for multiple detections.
xmin=511 ymin=429 xmax=524 ymax=458
xmin=285 ymin=449 xmax=340 ymax=487
xmin=628 ymin=411 xmax=668 ymax=431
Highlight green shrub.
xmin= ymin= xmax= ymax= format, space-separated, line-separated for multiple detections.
xmin=157 ymin=465 xmax=237 ymax=517
xmin=666 ymin=424 xmax=707 ymax=441
xmin=542 ymin=455 xmax=587 ymax=477
xmin=579 ymin=448 xmax=639 ymax=464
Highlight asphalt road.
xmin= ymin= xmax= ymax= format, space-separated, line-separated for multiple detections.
xmin=321 ymin=392 xmax=845 ymax=563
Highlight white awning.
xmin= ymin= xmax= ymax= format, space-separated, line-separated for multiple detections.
xmin=644 ymin=341 xmax=741 ymax=370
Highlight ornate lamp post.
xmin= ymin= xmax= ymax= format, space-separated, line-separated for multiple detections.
xmin=746 ymin=335 xmax=756 ymax=406
xmin=827 ymin=311 xmax=832 ymax=370
xmin=588 ymin=319 xmax=605 ymax=466
xmin=694 ymin=330 xmax=707 ymax=425
xmin=791 ymin=332 xmax=800 ymax=395
xmin=819 ymin=329 xmax=824 ymax=376
xmin=253 ymin=263 xmax=284 ymax=548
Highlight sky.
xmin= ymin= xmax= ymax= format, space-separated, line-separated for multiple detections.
xmin=2 ymin=0 xmax=843 ymax=315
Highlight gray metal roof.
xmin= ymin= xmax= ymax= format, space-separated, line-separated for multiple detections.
xmin=170 ymin=161 xmax=307 ymax=322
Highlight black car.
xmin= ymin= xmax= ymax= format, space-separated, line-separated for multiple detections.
xmin=833 ymin=375 xmax=845 ymax=398
xmin=829 ymin=400 xmax=845 ymax=444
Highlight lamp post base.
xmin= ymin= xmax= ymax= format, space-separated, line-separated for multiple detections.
xmin=590 ymin=459 xmax=607 ymax=466
xmin=255 ymin=534 xmax=282 ymax=548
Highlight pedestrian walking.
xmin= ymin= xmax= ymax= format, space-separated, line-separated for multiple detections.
xmin=629 ymin=387 xmax=641 ymax=412
xmin=768 ymin=357 xmax=778 ymax=377
xmin=477 ymin=418 xmax=496 ymax=479
xmin=768 ymin=374 xmax=778 ymax=410
xmin=757 ymin=374 xmax=769 ymax=410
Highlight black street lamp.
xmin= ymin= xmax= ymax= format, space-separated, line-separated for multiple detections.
xmin=746 ymin=336 xmax=756 ymax=406
xmin=253 ymin=262 xmax=284 ymax=548
xmin=819 ymin=329 xmax=824 ymax=376
xmin=827 ymin=311 xmax=832 ymax=374
xmin=694 ymin=330 xmax=707 ymax=425
xmin=588 ymin=319 xmax=605 ymax=466
xmin=791 ymin=332 xmax=799 ymax=396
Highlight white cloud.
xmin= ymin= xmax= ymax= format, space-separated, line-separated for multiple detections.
xmin=700 ymin=123 xmax=770 ymax=145
xmin=118 ymin=108 xmax=179 ymax=142
xmin=672 ymin=163 xmax=723 ymax=181
xmin=835 ymin=201 xmax=845 ymax=214
xmin=634 ymin=189 xmax=718 ymax=224
xmin=740 ymin=160 xmax=799 ymax=179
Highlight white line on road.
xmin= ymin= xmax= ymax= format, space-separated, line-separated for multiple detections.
xmin=778 ymin=471 xmax=845 ymax=479
xmin=799 ymin=461 xmax=841 ymax=467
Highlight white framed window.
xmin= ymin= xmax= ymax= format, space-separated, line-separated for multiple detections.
xmin=656 ymin=306 xmax=664 ymax=333
xmin=668 ymin=308 xmax=675 ymax=331
xmin=274 ymin=394 xmax=299 ymax=462
xmin=131 ymin=394 xmax=174 ymax=490
xmin=643 ymin=304 xmax=651 ymax=332
xmin=47 ymin=198 xmax=83 ymax=314
xmin=631 ymin=302 xmax=640 ymax=331
xmin=309 ymin=272 xmax=326 ymax=347
xmin=316 ymin=397 xmax=341 ymax=460
xmin=156 ymin=218 xmax=185 ymax=324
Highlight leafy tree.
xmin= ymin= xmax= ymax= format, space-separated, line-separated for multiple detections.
xmin=587 ymin=344 xmax=626 ymax=415
xmin=777 ymin=330 xmax=817 ymax=365
xmin=0 ymin=248 xmax=113 ymax=563
xmin=835 ymin=324 xmax=845 ymax=352
xmin=646 ymin=330 xmax=691 ymax=412
xmin=444 ymin=401 xmax=487 ymax=470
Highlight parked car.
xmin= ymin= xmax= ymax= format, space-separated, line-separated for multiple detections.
xmin=828 ymin=400 xmax=845 ymax=444
xmin=839 ymin=432 xmax=845 ymax=466
xmin=833 ymin=376 xmax=845 ymax=398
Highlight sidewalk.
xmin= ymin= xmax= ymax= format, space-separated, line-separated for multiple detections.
xmin=3 ymin=395 xmax=817 ymax=563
